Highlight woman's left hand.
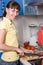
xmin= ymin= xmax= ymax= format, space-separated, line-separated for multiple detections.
xmin=20 ymin=46 xmax=34 ymax=53
xmin=23 ymin=48 xmax=34 ymax=53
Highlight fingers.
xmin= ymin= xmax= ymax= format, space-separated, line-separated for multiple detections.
xmin=24 ymin=49 xmax=34 ymax=53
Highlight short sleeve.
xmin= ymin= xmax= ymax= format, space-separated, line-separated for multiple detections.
xmin=0 ymin=21 xmax=7 ymax=31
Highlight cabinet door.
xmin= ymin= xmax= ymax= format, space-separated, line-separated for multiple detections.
xmin=0 ymin=0 xmax=10 ymax=16
xmin=0 ymin=0 xmax=5 ymax=16
xmin=4 ymin=0 xmax=10 ymax=7
xmin=0 ymin=0 xmax=2 ymax=16
xmin=15 ymin=0 xmax=23 ymax=15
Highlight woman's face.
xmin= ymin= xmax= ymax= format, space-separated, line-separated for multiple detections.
xmin=6 ymin=8 xmax=19 ymax=20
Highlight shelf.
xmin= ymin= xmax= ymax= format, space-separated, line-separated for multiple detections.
xmin=28 ymin=2 xmax=43 ymax=6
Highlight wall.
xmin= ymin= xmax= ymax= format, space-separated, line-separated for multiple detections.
xmin=15 ymin=16 xmax=43 ymax=46
xmin=22 ymin=16 xmax=43 ymax=42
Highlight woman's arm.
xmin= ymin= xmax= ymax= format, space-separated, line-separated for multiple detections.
xmin=0 ymin=29 xmax=24 ymax=55
xmin=0 ymin=29 xmax=17 ymax=51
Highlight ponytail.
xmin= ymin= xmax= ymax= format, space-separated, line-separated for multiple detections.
xmin=3 ymin=10 xmax=6 ymax=17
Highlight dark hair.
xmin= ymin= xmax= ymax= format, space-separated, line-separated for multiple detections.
xmin=3 ymin=1 xmax=20 ymax=17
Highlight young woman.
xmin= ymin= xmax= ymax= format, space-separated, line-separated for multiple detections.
xmin=0 ymin=1 xmax=33 ymax=65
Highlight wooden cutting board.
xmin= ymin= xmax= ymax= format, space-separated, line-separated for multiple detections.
xmin=21 ymin=55 xmax=39 ymax=61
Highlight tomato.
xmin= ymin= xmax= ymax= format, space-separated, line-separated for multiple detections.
xmin=24 ymin=42 xmax=29 ymax=48
xmin=26 ymin=46 xmax=31 ymax=50
xmin=30 ymin=46 xmax=35 ymax=51
xmin=25 ymin=45 xmax=35 ymax=51
xmin=24 ymin=42 xmax=35 ymax=51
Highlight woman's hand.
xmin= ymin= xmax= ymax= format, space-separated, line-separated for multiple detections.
xmin=15 ymin=48 xmax=24 ymax=56
xmin=23 ymin=49 xmax=34 ymax=53
xmin=20 ymin=46 xmax=34 ymax=53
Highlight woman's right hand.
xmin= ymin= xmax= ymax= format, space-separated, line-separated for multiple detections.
xmin=15 ymin=48 xmax=24 ymax=56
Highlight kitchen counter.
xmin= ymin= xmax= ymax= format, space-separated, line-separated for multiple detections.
xmin=20 ymin=50 xmax=43 ymax=65
xmin=20 ymin=55 xmax=43 ymax=65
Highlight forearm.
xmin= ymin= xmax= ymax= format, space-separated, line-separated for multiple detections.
xmin=0 ymin=43 xmax=24 ymax=55
xmin=0 ymin=43 xmax=18 ymax=51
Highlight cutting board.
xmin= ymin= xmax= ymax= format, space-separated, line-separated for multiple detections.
xmin=21 ymin=55 xmax=39 ymax=61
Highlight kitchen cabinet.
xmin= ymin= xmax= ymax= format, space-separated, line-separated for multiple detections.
xmin=0 ymin=0 xmax=5 ymax=16
xmin=4 ymin=0 xmax=10 ymax=7
xmin=23 ymin=5 xmax=38 ymax=15
xmin=23 ymin=0 xmax=38 ymax=15
xmin=0 ymin=0 xmax=10 ymax=17
xmin=28 ymin=0 xmax=43 ymax=15
xmin=0 ymin=1 xmax=2 ymax=16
